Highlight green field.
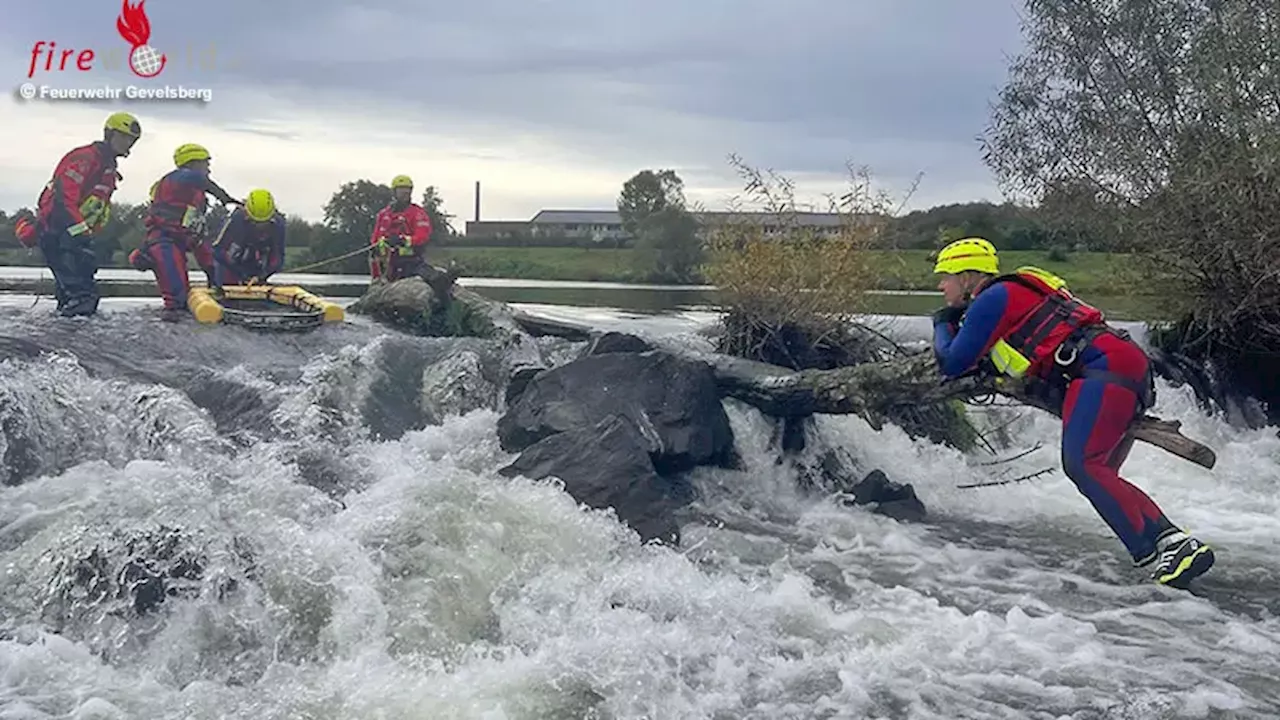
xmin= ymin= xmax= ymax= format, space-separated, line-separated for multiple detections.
xmin=425 ymin=246 xmax=651 ymax=283
xmin=0 ymin=245 xmax=1146 ymax=295
xmin=870 ymin=249 xmax=1147 ymax=296
xmin=425 ymin=246 xmax=1147 ymax=295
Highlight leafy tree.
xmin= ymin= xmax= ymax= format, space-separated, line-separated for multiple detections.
xmin=634 ymin=206 xmax=702 ymax=283
xmin=284 ymin=215 xmax=314 ymax=248
xmin=419 ymin=186 xmax=455 ymax=240
xmin=936 ymin=225 xmax=969 ymax=247
xmin=617 ymin=169 xmax=702 ymax=281
xmin=881 ymin=201 xmax=1049 ymax=250
xmin=92 ymin=201 xmax=146 ymax=266
xmin=617 ymin=169 xmax=685 ymax=239
xmin=317 ymin=179 xmax=393 ymax=273
xmin=981 ymin=0 xmax=1280 ymax=422
xmin=323 ymin=179 xmax=390 ymax=245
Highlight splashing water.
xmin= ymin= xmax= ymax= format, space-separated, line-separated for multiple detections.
xmin=0 ymin=304 xmax=1277 ymax=719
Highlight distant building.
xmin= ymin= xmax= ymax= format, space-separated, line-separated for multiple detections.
xmin=459 ymin=220 xmax=529 ymax=240
xmin=465 ymin=208 xmax=854 ymax=241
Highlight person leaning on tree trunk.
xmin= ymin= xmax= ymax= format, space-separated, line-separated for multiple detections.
xmin=930 ymin=237 xmax=1214 ymax=590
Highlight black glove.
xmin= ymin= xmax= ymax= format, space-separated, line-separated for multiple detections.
xmin=931 ymin=305 xmax=966 ymax=327
xmin=1023 ymin=375 xmax=1067 ymax=412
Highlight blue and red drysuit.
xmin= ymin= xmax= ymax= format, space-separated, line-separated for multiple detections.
xmin=211 ymin=209 xmax=286 ymax=286
xmin=130 ymin=168 xmax=235 ymax=310
xmin=25 ymin=141 xmax=121 ymax=316
xmin=933 ymin=270 xmax=1180 ymax=566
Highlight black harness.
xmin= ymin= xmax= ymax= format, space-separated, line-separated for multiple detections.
xmin=1042 ymin=325 xmax=1157 ymax=417
xmin=981 ymin=273 xmax=1156 ymax=416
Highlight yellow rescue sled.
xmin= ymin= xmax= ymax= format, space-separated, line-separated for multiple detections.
xmin=187 ymin=284 xmax=345 ymax=330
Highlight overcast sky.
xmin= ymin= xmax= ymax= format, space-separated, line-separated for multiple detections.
xmin=0 ymin=0 xmax=1026 ymax=225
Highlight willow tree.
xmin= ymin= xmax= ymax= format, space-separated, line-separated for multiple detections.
xmin=981 ymin=0 xmax=1280 ymax=421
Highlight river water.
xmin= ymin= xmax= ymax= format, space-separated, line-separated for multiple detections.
xmin=0 ymin=276 xmax=1276 ymax=718
xmin=0 ymin=266 xmax=1165 ymax=320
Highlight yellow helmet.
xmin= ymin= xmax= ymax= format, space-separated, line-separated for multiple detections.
xmin=244 ymin=188 xmax=276 ymax=222
xmin=933 ymin=237 xmax=999 ymax=275
xmin=174 ymin=143 xmax=211 ymax=167
xmin=104 ymin=111 xmax=141 ymax=137
xmin=390 ymin=174 xmax=413 ymax=189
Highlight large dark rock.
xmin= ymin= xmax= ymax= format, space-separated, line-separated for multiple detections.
xmin=845 ymin=469 xmax=927 ymax=522
xmin=497 ymin=350 xmax=735 ymax=474
xmin=581 ymin=332 xmax=653 ymax=357
xmin=504 ymin=365 xmax=545 ymax=407
xmin=499 ymin=415 xmax=683 ymax=544
xmin=794 ymin=446 xmax=927 ymax=522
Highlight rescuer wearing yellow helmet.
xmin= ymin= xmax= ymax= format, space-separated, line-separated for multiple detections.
xmin=368 ymin=174 xmax=433 ymax=282
xmin=129 ymin=143 xmax=243 ymax=317
xmin=15 ymin=111 xmax=143 ymax=316
xmin=930 ymin=237 xmax=1214 ymax=589
xmin=209 ymin=188 xmax=287 ymax=288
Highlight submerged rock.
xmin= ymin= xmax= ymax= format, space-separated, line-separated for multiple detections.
xmin=845 ymin=468 xmax=927 ymax=522
xmin=499 ymin=414 xmax=684 ymax=544
xmin=793 ymin=443 xmax=928 ymax=522
xmin=419 ymin=349 xmax=501 ymax=423
xmin=41 ymin=525 xmax=255 ymax=626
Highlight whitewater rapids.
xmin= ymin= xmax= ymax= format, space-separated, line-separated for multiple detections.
xmin=0 ymin=300 xmax=1277 ymax=719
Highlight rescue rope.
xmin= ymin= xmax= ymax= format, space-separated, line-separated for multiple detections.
xmin=29 ymin=268 xmax=44 ymax=308
xmin=281 ymin=245 xmax=374 ymax=274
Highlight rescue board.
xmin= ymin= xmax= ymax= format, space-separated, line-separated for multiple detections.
xmin=187 ymin=284 xmax=345 ymax=330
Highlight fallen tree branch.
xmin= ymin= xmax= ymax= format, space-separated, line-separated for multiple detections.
xmin=417 ymin=290 xmax=1217 ymax=470
xmin=708 ymin=350 xmax=1218 ymax=470
xmin=957 ymin=467 xmax=1056 ymax=489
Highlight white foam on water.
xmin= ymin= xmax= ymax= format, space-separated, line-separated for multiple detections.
xmin=0 ymin=315 xmax=1277 ymax=719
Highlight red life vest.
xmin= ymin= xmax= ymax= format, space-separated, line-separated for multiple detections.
xmin=980 ymin=267 xmax=1106 ymax=379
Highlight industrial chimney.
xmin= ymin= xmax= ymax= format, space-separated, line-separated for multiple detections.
xmin=473 ymin=181 xmax=481 ymax=222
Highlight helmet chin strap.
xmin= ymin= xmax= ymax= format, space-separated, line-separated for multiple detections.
xmin=959 ymin=272 xmax=987 ymax=304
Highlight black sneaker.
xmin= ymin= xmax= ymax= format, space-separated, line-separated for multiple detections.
xmin=1150 ymin=533 xmax=1215 ymax=589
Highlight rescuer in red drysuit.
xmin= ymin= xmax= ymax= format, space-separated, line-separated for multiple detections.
xmin=369 ymin=174 xmax=432 ymax=282
xmin=930 ymin=237 xmax=1215 ymax=590
xmin=129 ymin=143 xmax=241 ymax=317
xmin=15 ymin=112 xmax=141 ymax=316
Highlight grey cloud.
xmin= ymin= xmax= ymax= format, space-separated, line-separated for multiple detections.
xmin=4 ymin=0 xmax=1025 ymax=209
xmin=221 ymin=125 xmax=302 ymax=142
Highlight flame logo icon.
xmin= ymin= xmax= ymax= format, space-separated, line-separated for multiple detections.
xmin=116 ymin=0 xmax=166 ymax=78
